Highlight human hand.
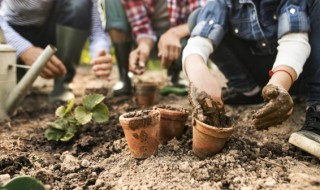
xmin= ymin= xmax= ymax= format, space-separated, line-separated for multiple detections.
xmin=189 ymin=83 xmax=228 ymax=126
xmin=158 ymin=29 xmax=181 ymax=69
xmin=129 ymin=38 xmax=153 ymax=75
xmin=20 ymin=46 xmax=66 ymax=79
xmin=252 ymin=84 xmax=293 ymax=129
xmin=91 ymin=50 xmax=113 ymax=80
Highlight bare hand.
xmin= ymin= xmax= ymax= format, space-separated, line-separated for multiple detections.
xmin=19 ymin=46 xmax=66 ymax=79
xmin=91 ymin=50 xmax=113 ymax=80
xmin=158 ymin=30 xmax=181 ymax=69
xmin=252 ymin=84 xmax=293 ymax=129
xmin=129 ymin=42 xmax=152 ymax=75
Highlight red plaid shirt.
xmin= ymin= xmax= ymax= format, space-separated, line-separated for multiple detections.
xmin=121 ymin=0 xmax=207 ymax=40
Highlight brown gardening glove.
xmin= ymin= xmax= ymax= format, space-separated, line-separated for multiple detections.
xmin=189 ymin=83 xmax=229 ymax=127
xmin=252 ymin=84 xmax=294 ymax=130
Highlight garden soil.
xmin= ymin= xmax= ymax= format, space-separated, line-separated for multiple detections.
xmin=0 ymin=65 xmax=319 ymax=190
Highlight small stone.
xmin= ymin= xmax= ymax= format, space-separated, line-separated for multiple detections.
xmin=81 ymin=159 xmax=90 ymax=168
xmin=179 ymin=162 xmax=191 ymax=173
xmin=0 ymin=174 xmax=10 ymax=186
xmin=265 ymin=177 xmax=277 ymax=187
xmin=61 ymin=154 xmax=80 ymax=173
xmin=44 ymin=184 xmax=52 ymax=190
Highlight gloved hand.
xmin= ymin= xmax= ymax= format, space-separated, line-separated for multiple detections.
xmin=252 ymin=84 xmax=293 ymax=129
xmin=189 ymin=83 xmax=228 ymax=126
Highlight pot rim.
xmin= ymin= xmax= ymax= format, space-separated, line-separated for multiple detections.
xmin=119 ymin=110 xmax=160 ymax=129
xmin=156 ymin=107 xmax=189 ymax=121
xmin=194 ymin=118 xmax=234 ymax=138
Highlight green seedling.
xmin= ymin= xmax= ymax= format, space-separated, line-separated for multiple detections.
xmin=0 ymin=176 xmax=44 ymax=190
xmin=45 ymin=94 xmax=109 ymax=141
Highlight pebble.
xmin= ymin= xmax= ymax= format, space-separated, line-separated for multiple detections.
xmin=179 ymin=162 xmax=191 ymax=173
xmin=264 ymin=177 xmax=277 ymax=187
xmin=61 ymin=154 xmax=80 ymax=173
xmin=81 ymin=159 xmax=90 ymax=168
xmin=0 ymin=174 xmax=10 ymax=186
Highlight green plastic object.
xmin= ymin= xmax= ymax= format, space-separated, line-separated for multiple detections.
xmin=160 ymin=86 xmax=188 ymax=96
xmin=0 ymin=176 xmax=45 ymax=190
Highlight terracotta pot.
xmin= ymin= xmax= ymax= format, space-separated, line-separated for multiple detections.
xmin=193 ymin=118 xmax=234 ymax=159
xmin=156 ymin=107 xmax=189 ymax=144
xmin=119 ymin=110 xmax=161 ymax=159
xmin=135 ymin=82 xmax=159 ymax=106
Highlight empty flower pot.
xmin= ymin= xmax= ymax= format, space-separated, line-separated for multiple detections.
xmin=193 ymin=118 xmax=234 ymax=159
xmin=135 ymin=82 xmax=159 ymax=106
xmin=155 ymin=106 xmax=189 ymax=144
xmin=119 ymin=110 xmax=161 ymax=159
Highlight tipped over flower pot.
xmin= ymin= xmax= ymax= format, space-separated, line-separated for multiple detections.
xmin=193 ymin=118 xmax=234 ymax=159
xmin=135 ymin=82 xmax=159 ymax=106
xmin=154 ymin=105 xmax=189 ymax=144
xmin=119 ymin=110 xmax=161 ymax=159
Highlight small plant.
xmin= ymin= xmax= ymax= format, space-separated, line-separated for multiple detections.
xmin=45 ymin=94 xmax=109 ymax=141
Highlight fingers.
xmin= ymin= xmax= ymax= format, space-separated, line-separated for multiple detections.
xmin=39 ymin=56 xmax=66 ymax=79
xmin=252 ymin=100 xmax=279 ymax=119
xmin=254 ymin=115 xmax=290 ymax=130
xmin=129 ymin=49 xmax=146 ymax=75
xmin=159 ymin=45 xmax=181 ymax=69
xmin=91 ymin=54 xmax=112 ymax=65
xmin=252 ymin=107 xmax=292 ymax=126
xmin=92 ymin=64 xmax=112 ymax=80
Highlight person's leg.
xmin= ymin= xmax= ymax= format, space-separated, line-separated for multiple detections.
xmin=104 ymin=0 xmax=133 ymax=96
xmin=288 ymin=0 xmax=320 ymax=159
xmin=49 ymin=0 xmax=92 ymax=102
xmin=208 ymin=33 xmax=276 ymax=104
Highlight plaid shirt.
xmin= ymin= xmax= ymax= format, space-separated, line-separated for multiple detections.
xmin=121 ymin=0 xmax=207 ymax=41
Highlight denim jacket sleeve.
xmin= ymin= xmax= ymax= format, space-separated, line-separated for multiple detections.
xmin=277 ymin=0 xmax=310 ymax=38
xmin=190 ymin=0 xmax=229 ymax=48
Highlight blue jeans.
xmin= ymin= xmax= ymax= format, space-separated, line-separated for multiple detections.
xmin=207 ymin=0 xmax=320 ymax=105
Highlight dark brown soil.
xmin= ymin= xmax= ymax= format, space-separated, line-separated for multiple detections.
xmin=123 ymin=110 xmax=153 ymax=118
xmin=0 ymin=65 xmax=319 ymax=190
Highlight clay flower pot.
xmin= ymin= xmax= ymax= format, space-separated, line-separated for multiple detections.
xmin=119 ymin=110 xmax=161 ymax=159
xmin=155 ymin=106 xmax=189 ymax=144
xmin=135 ymin=82 xmax=159 ymax=106
xmin=193 ymin=118 xmax=234 ymax=159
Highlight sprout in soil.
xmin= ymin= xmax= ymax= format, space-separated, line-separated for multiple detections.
xmin=45 ymin=94 xmax=109 ymax=142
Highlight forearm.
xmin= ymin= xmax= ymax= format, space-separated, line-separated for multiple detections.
xmin=270 ymin=33 xmax=311 ymax=91
xmin=137 ymin=37 xmax=154 ymax=52
xmin=185 ymin=54 xmax=222 ymax=102
xmin=89 ymin=0 xmax=111 ymax=58
xmin=268 ymin=65 xmax=296 ymax=91
xmin=0 ymin=15 xmax=32 ymax=57
xmin=169 ymin=24 xmax=190 ymax=39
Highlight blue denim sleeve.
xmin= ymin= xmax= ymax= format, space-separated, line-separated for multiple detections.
xmin=190 ymin=0 xmax=229 ymax=48
xmin=277 ymin=0 xmax=310 ymax=38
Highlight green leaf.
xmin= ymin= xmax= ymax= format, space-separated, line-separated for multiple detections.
xmin=75 ymin=106 xmax=92 ymax=125
xmin=92 ymin=103 xmax=109 ymax=123
xmin=48 ymin=119 xmax=68 ymax=130
xmin=55 ymin=106 xmax=66 ymax=118
xmin=60 ymin=125 xmax=78 ymax=142
xmin=1 ymin=176 xmax=45 ymax=190
xmin=65 ymin=98 xmax=75 ymax=114
xmin=82 ymin=94 xmax=105 ymax=111
xmin=45 ymin=128 xmax=65 ymax=141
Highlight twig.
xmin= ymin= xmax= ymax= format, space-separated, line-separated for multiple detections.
xmin=259 ymin=157 xmax=283 ymax=168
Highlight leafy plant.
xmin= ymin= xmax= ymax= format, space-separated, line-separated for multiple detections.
xmin=0 ymin=176 xmax=44 ymax=190
xmin=45 ymin=94 xmax=109 ymax=142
